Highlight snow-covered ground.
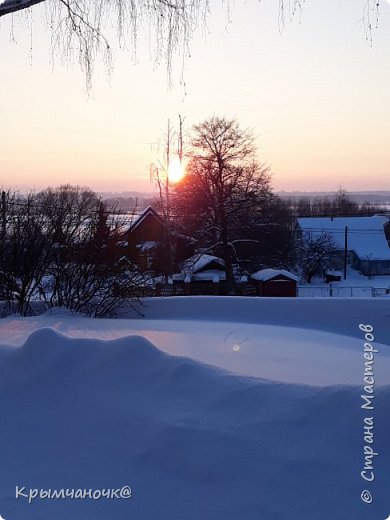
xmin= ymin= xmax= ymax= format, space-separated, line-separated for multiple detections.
xmin=306 ymin=266 xmax=390 ymax=289
xmin=298 ymin=266 xmax=390 ymax=297
xmin=0 ymin=297 xmax=389 ymax=519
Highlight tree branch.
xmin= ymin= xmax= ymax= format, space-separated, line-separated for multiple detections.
xmin=0 ymin=0 xmax=46 ymax=17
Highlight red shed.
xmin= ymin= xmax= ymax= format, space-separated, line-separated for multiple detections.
xmin=251 ymin=269 xmax=298 ymax=297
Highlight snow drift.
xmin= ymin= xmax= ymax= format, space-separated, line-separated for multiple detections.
xmin=0 ymin=324 xmax=389 ymax=519
xmin=2 ymin=297 xmax=390 ymax=386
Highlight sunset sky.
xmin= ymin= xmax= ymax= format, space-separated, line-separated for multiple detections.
xmin=0 ymin=0 xmax=389 ymax=194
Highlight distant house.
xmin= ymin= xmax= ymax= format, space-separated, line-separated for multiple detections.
xmin=295 ymin=216 xmax=390 ymax=276
xmin=166 ymin=256 xmax=298 ymax=297
xmin=251 ymin=269 xmax=298 ymax=297
xmin=174 ymin=254 xmax=226 ymax=282
xmin=127 ymin=206 xmax=165 ymax=244
xmin=126 ymin=206 xmax=165 ymax=272
xmin=169 ymin=254 xmax=226 ymax=295
xmin=126 ymin=206 xmax=193 ymax=273
xmin=323 ymin=269 xmax=342 ymax=284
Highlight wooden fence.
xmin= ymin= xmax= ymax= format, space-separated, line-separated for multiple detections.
xmin=156 ymin=280 xmax=260 ymax=297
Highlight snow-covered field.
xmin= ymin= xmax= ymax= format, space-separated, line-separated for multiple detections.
xmin=0 ymin=297 xmax=389 ymax=519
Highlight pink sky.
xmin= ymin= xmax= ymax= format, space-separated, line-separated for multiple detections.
xmin=0 ymin=0 xmax=389 ymax=193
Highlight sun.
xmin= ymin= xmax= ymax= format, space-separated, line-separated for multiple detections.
xmin=168 ymin=158 xmax=185 ymax=183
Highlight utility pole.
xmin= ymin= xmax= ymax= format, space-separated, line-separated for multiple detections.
xmin=343 ymin=226 xmax=348 ymax=280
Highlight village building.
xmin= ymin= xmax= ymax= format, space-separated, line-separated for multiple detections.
xmin=251 ymin=269 xmax=298 ymax=297
xmin=295 ymin=216 xmax=390 ymax=276
xmin=125 ymin=206 xmax=193 ymax=274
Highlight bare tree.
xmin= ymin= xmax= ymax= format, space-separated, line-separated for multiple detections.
xmin=296 ymin=230 xmax=337 ymax=283
xmin=0 ymin=185 xmax=143 ymax=317
xmin=35 ymin=185 xmax=142 ymax=316
xmin=0 ymin=1 xmax=382 ymax=87
xmin=173 ymin=116 xmax=272 ymax=284
xmin=0 ymin=191 xmax=55 ymax=315
xmin=42 ymin=208 xmax=142 ymax=317
xmin=0 ymin=0 xmax=210 ymax=88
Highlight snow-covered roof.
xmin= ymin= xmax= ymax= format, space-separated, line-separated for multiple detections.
xmin=182 ymin=254 xmax=225 ymax=274
xmin=297 ymin=216 xmax=390 ymax=261
xmin=324 ymin=270 xmax=343 ymax=277
xmin=252 ymin=269 xmax=298 ymax=282
xmin=128 ymin=206 xmax=163 ymax=233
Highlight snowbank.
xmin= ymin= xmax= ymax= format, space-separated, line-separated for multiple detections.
xmin=0 ymin=298 xmax=389 ymax=519
xmin=2 ymin=298 xmax=390 ymax=386
xmin=0 ymin=327 xmax=388 ymax=519
xmin=181 ymin=253 xmax=225 ymax=273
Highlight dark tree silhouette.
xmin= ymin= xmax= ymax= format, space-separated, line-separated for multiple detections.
xmin=296 ymin=230 xmax=337 ymax=283
xmin=173 ymin=116 xmax=272 ymax=283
